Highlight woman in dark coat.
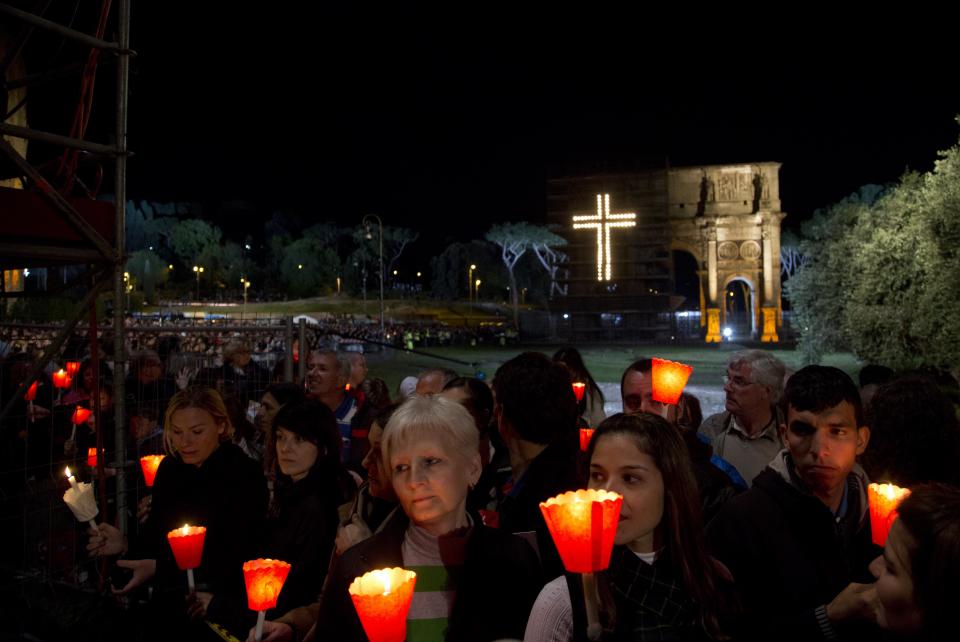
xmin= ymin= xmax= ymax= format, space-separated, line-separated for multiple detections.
xmin=314 ymin=395 xmax=544 ymax=642
xmin=88 ymin=386 xmax=268 ymax=641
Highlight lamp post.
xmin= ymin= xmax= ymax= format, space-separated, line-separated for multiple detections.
xmin=468 ymin=264 xmax=476 ymax=303
xmin=475 ymin=278 xmax=481 ymax=301
xmin=192 ymin=265 xmax=204 ymax=302
xmin=241 ymin=278 xmax=251 ymax=319
xmin=362 ymin=214 xmax=386 ymax=340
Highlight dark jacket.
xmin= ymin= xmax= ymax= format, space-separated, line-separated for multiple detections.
xmin=707 ymin=452 xmax=882 ymax=642
xmin=135 ymin=442 xmax=268 ymax=633
xmin=265 ymin=470 xmax=342 ymax=616
xmin=316 ymin=511 xmax=544 ymax=642
xmin=683 ymin=431 xmax=742 ymax=525
xmin=498 ymin=437 xmax=583 ymax=580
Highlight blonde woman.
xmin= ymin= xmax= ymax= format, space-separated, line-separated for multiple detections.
xmin=88 ymin=386 xmax=268 ymax=639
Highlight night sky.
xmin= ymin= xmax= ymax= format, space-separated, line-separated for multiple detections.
xmin=22 ymin=8 xmax=960 ymax=246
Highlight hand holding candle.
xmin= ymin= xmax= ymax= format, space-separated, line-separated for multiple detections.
xmin=540 ymin=489 xmax=623 ymax=641
xmin=243 ymin=558 xmax=292 ymax=642
xmin=868 ymin=483 xmax=911 ymax=547
xmin=349 ymin=568 xmax=417 ymax=642
xmin=63 ymin=466 xmax=99 ymax=529
xmin=167 ymin=525 xmax=206 ymax=591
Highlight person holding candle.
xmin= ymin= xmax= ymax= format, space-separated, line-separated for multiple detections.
xmin=707 ymin=365 xmax=881 ymax=642
xmin=619 ymin=359 xmax=744 ymax=522
xmin=262 ymin=400 xmax=356 ymax=613
xmin=870 ymin=482 xmax=960 ymax=640
xmin=525 ymin=412 xmax=735 ymax=641
xmin=310 ymin=395 xmax=543 ymax=642
xmin=254 ymin=382 xmax=307 ymax=485
xmin=87 ymin=386 xmax=268 ymax=640
xmin=553 ymin=346 xmax=606 ymax=428
xmin=493 ymin=352 xmax=584 ymax=581
xmin=255 ymin=403 xmax=403 ymax=642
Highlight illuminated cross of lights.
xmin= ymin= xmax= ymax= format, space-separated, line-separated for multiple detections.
xmin=572 ymin=194 xmax=636 ymax=281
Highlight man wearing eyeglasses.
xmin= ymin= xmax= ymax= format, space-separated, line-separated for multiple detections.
xmin=699 ymin=349 xmax=786 ymax=486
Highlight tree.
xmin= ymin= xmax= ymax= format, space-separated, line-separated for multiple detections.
xmin=787 ymin=127 xmax=960 ymax=369
xmin=126 ymin=249 xmax=167 ymax=304
xmin=170 ymin=219 xmax=223 ymax=268
xmin=529 ymin=227 xmax=569 ymax=298
xmin=486 ymin=222 xmax=561 ymax=329
xmin=280 ymin=238 xmax=340 ymax=298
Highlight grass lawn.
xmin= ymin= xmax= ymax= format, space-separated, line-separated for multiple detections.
xmin=363 ymin=342 xmax=862 ymax=397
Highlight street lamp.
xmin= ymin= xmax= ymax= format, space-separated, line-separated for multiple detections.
xmin=193 ymin=265 xmax=204 ymax=301
xmin=468 ymin=264 xmax=477 ymax=303
xmin=241 ymin=278 xmax=251 ymax=318
xmin=362 ymin=214 xmax=385 ymax=340
xmin=475 ymin=278 xmax=481 ymax=300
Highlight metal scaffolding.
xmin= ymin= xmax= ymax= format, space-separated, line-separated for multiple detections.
xmin=0 ymin=0 xmax=133 ymax=538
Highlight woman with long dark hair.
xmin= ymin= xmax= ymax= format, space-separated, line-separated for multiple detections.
xmin=525 ymin=412 xmax=735 ymax=641
xmin=553 ymin=346 xmax=606 ymax=427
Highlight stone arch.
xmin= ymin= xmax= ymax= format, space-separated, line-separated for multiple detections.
xmin=721 ymin=274 xmax=759 ymax=339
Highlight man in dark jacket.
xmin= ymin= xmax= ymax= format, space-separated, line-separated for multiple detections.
xmin=708 ymin=365 xmax=881 ymax=642
xmin=492 ymin=352 xmax=583 ymax=581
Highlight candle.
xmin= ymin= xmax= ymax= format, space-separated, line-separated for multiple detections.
xmin=868 ymin=483 xmax=911 ymax=547
xmin=243 ymin=559 xmax=292 ymax=642
xmin=167 ymin=525 xmax=206 ymax=591
xmin=24 ymin=381 xmax=38 ymax=401
xmin=65 ymin=361 xmax=81 ymax=377
xmin=572 ymin=382 xmax=586 ymax=403
xmin=52 ymin=369 xmax=71 ymax=389
xmin=579 ymin=428 xmax=595 ymax=453
xmin=87 ymin=447 xmax=98 ymax=468
xmin=140 ymin=455 xmax=165 ymax=487
xmin=541 ymin=489 xmax=622 ymax=641
xmin=71 ymin=406 xmax=92 ymax=425
xmin=62 ymin=466 xmax=99 ymax=529
xmin=540 ymin=489 xmax=622 ymax=574
xmin=650 ymin=358 xmax=693 ymax=405
xmin=349 ymin=568 xmax=417 ymax=642
xmin=65 ymin=466 xmax=80 ymax=492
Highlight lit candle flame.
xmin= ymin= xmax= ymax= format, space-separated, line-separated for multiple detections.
xmin=374 ymin=569 xmax=392 ymax=595
xmin=181 ymin=524 xmax=190 ymax=535
xmin=65 ymin=466 xmax=72 ymax=479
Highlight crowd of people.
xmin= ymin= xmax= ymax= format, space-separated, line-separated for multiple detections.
xmin=2 ymin=340 xmax=960 ymax=641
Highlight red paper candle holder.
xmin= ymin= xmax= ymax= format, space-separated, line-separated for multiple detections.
xmin=140 ymin=455 xmax=165 ymax=487
xmin=572 ymin=382 xmax=586 ymax=403
xmin=243 ymin=559 xmax=292 ymax=611
xmin=87 ymin=447 xmax=99 ymax=468
xmin=868 ymin=483 xmax=911 ymax=547
xmin=52 ymin=369 xmax=72 ymax=389
xmin=65 ymin=361 xmax=81 ymax=377
xmin=540 ymin=489 xmax=623 ymax=574
xmin=24 ymin=381 xmax=38 ymax=401
xmin=579 ymin=428 xmax=595 ymax=453
xmin=167 ymin=525 xmax=206 ymax=570
xmin=651 ymin=358 xmax=693 ymax=405
xmin=349 ymin=568 xmax=417 ymax=642
xmin=71 ymin=406 xmax=92 ymax=425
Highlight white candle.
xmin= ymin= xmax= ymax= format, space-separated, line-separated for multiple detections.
xmin=65 ymin=466 xmax=80 ymax=492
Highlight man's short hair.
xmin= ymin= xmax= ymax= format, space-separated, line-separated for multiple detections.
xmin=310 ymin=349 xmax=351 ymax=383
xmin=858 ymin=364 xmax=895 ymax=388
xmin=493 ymin=352 xmax=578 ymax=445
xmin=418 ymin=368 xmax=458 ymax=387
xmin=729 ymin=350 xmax=786 ymax=403
xmin=620 ymin=358 xmax=652 ymax=398
xmin=784 ymin=365 xmax=864 ymax=427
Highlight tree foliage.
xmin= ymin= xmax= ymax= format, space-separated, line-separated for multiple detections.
xmin=787 ymin=127 xmax=960 ymax=369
